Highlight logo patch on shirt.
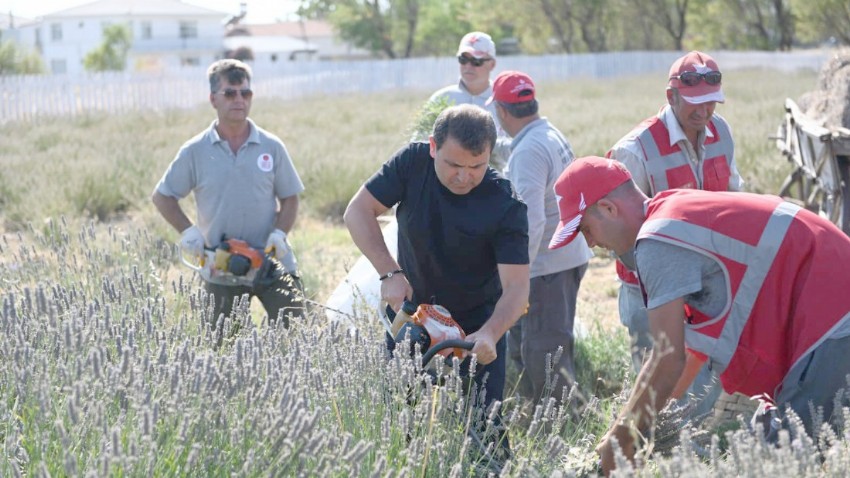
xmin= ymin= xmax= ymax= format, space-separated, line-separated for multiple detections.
xmin=257 ymin=153 xmax=273 ymax=172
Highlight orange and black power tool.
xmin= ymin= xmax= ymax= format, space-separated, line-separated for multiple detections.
xmin=391 ymin=301 xmax=474 ymax=365
xmin=213 ymin=238 xmax=265 ymax=276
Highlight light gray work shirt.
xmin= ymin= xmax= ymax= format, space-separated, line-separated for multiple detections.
xmin=156 ymin=118 xmax=304 ymax=273
xmin=504 ymin=117 xmax=593 ymax=278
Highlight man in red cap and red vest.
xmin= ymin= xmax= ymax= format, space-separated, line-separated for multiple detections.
xmin=607 ymin=51 xmax=744 ymax=416
xmin=549 ymin=156 xmax=850 ymax=475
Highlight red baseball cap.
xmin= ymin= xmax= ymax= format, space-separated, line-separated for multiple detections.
xmin=668 ymin=50 xmax=725 ymax=104
xmin=485 ymin=70 xmax=535 ymax=106
xmin=549 ymin=156 xmax=632 ymax=250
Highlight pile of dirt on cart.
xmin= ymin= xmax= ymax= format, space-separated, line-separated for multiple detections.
xmin=798 ymin=48 xmax=850 ymax=130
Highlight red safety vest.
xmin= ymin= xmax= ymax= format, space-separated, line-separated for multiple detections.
xmin=610 ymin=111 xmax=735 ymax=286
xmin=637 ymin=190 xmax=850 ymax=397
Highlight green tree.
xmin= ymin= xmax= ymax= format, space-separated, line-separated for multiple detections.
xmin=794 ymin=0 xmax=850 ymax=45
xmin=83 ymin=23 xmax=132 ymax=72
xmin=690 ymin=0 xmax=794 ymax=50
xmin=534 ymin=0 xmax=614 ymax=52
xmin=299 ymin=0 xmax=422 ymax=58
xmin=628 ymin=0 xmax=689 ymax=50
xmin=0 ymin=40 xmax=45 ymax=75
xmin=413 ymin=0 xmax=472 ymax=56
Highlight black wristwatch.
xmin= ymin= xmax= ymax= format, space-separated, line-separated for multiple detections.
xmin=379 ymin=269 xmax=404 ymax=281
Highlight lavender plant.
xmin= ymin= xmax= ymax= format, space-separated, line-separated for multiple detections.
xmin=4 ymin=219 xmax=850 ymax=477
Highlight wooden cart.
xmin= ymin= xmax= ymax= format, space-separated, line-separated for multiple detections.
xmin=775 ymin=98 xmax=850 ymax=235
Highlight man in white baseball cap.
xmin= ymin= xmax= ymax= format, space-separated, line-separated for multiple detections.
xmin=425 ymin=32 xmax=510 ymax=169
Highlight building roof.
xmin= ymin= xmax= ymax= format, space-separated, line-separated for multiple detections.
xmin=44 ymin=0 xmax=229 ymax=18
xmin=240 ymin=20 xmax=334 ymax=39
xmin=0 ymin=13 xmax=35 ymax=29
xmin=223 ymin=35 xmax=316 ymax=54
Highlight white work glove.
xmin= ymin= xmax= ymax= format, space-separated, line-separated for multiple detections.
xmin=179 ymin=225 xmax=205 ymax=259
xmin=265 ymin=229 xmax=289 ymax=260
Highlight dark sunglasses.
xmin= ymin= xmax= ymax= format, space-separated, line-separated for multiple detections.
xmin=457 ymin=55 xmax=491 ymax=67
xmin=217 ymin=88 xmax=253 ymax=100
xmin=670 ymin=71 xmax=722 ymax=87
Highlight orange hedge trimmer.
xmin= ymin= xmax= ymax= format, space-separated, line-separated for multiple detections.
xmin=388 ymin=300 xmax=474 ymax=366
xmin=181 ymin=238 xmax=278 ymax=288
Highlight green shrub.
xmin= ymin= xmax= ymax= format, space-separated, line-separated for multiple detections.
xmin=408 ymin=95 xmax=456 ymax=142
xmin=68 ymin=173 xmax=130 ymax=221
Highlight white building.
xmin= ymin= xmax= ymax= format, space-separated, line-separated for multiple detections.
xmin=229 ymin=20 xmax=371 ymax=62
xmin=8 ymin=0 xmax=232 ymax=75
xmin=224 ymin=23 xmax=318 ymax=66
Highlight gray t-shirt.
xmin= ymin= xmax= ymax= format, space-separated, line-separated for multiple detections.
xmin=635 ymin=238 xmax=727 ymax=317
xmin=156 ymin=118 xmax=304 ymax=273
xmin=504 ymin=117 xmax=592 ymax=277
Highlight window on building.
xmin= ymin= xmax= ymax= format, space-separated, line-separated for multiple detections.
xmin=141 ymin=21 xmax=152 ymax=40
xmin=51 ymin=59 xmax=67 ymax=74
xmin=51 ymin=23 xmax=62 ymax=41
xmin=179 ymin=21 xmax=198 ymax=39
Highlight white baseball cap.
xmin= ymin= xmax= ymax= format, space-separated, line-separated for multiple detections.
xmin=457 ymin=32 xmax=496 ymax=59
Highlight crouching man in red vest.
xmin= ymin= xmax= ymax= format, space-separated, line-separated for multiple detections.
xmin=548 ymin=156 xmax=850 ymax=475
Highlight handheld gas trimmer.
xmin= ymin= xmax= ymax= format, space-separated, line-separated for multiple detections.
xmin=385 ymin=300 xmax=474 ymax=366
xmin=181 ymin=237 xmax=278 ymax=287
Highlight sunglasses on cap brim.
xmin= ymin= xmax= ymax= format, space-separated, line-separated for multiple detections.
xmin=670 ymin=71 xmax=722 ymax=87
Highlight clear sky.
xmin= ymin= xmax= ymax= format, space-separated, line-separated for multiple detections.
xmin=0 ymin=0 xmax=300 ymax=23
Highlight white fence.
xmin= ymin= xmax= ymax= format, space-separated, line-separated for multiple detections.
xmin=0 ymin=49 xmax=832 ymax=124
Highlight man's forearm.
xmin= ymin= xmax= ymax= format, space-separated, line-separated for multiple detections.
xmin=275 ymin=195 xmax=299 ymax=233
xmin=611 ymin=336 xmax=685 ymax=439
xmin=151 ymin=192 xmax=191 ymax=233
xmin=477 ymin=265 xmax=529 ymax=340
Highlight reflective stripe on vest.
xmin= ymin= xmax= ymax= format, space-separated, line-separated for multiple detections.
xmin=637 ymin=116 xmax=734 ymax=195
xmin=639 ymin=200 xmax=796 ymax=369
xmin=637 ymin=190 xmax=850 ymax=396
xmin=612 ymin=114 xmax=734 ymax=285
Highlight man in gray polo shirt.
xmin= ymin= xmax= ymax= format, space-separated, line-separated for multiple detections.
xmin=152 ymin=59 xmax=305 ymax=336
xmin=426 ymin=31 xmax=510 ymax=169
xmin=490 ymin=70 xmax=593 ymax=405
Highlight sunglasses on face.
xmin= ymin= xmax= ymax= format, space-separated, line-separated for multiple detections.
xmin=217 ymin=88 xmax=253 ymax=100
xmin=670 ymin=70 xmax=722 ymax=87
xmin=457 ymin=55 xmax=491 ymax=67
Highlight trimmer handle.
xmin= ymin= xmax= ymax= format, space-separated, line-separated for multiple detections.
xmin=421 ymin=339 xmax=474 ymax=366
xmin=180 ymin=246 xmax=214 ymax=272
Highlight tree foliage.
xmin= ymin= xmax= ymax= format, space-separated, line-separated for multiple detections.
xmin=298 ymin=0 xmax=849 ymax=57
xmin=629 ymin=0 xmax=689 ymax=50
xmin=794 ymin=0 xmax=850 ymax=46
xmin=299 ymin=0 xmax=422 ymax=58
xmin=0 ymin=40 xmax=45 ymax=75
xmin=83 ymin=23 xmax=132 ymax=72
